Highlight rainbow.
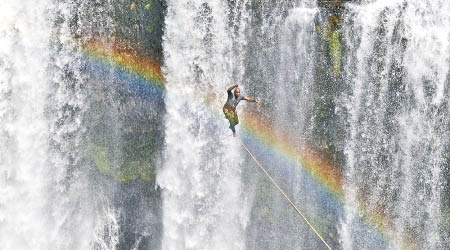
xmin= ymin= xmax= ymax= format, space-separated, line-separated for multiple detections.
xmin=80 ymin=38 xmax=418 ymax=250
xmin=81 ymin=38 xmax=165 ymax=90
xmin=240 ymin=111 xmax=417 ymax=249
xmin=242 ymin=111 xmax=343 ymax=197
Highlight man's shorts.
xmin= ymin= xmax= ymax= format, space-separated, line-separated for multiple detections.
xmin=223 ymin=106 xmax=239 ymax=126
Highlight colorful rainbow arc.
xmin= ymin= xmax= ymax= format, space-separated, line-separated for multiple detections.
xmin=81 ymin=39 xmax=418 ymax=250
xmin=242 ymin=112 xmax=343 ymax=197
xmin=241 ymin=112 xmax=417 ymax=249
xmin=82 ymin=39 xmax=165 ymax=89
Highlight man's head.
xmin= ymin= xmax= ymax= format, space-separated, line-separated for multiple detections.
xmin=234 ymin=87 xmax=241 ymax=97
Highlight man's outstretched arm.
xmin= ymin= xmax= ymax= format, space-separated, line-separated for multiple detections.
xmin=244 ymin=96 xmax=260 ymax=104
xmin=227 ymin=84 xmax=239 ymax=93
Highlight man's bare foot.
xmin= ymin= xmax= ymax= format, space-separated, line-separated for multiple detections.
xmin=233 ymin=132 xmax=238 ymax=138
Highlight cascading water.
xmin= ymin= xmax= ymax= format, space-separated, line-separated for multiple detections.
xmin=275 ymin=1 xmax=318 ymax=149
xmin=0 ymin=1 xmax=122 ymax=249
xmin=237 ymin=0 xmax=449 ymax=249
xmin=1 ymin=0 xmax=449 ymax=249
xmin=0 ymin=1 xmax=56 ymax=248
xmin=243 ymin=1 xmax=335 ymax=250
xmin=340 ymin=0 xmax=450 ymax=249
xmin=157 ymin=1 xmax=250 ymax=250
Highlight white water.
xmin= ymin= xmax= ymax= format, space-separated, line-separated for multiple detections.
xmin=157 ymin=1 xmax=251 ymax=250
xmin=0 ymin=1 xmax=54 ymax=248
xmin=270 ymin=2 xmax=324 ymax=249
xmin=0 ymin=1 xmax=119 ymax=249
xmin=276 ymin=3 xmax=317 ymax=142
xmin=1 ymin=0 xmax=449 ymax=249
xmin=340 ymin=0 xmax=450 ymax=249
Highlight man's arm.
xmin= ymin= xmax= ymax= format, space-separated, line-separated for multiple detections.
xmin=244 ymin=96 xmax=260 ymax=104
xmin=227 ymin=84 xmax=239 ymax=93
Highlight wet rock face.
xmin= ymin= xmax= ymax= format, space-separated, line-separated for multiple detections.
xmin=65 ymin=1 xmax=167 ymax=249
xmin=111 ymin=0 xmax=166 ymax=61
xmin=83 ymin=59 xmax=165 ymax=250
xmin=68 ymin=0 xmax=167 ymax=178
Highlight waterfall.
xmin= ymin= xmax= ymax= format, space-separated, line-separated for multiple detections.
xmin=1 ymin=0 xmax=449 ymax=249
xmin=0 ymin=1 xmax=120 ymax=249
xmin=340 ymin=0 xmax=450 ymax=249
xmin=157 ymin=1 xmax=250 ymax=250
xmin=276 ymin=2 xmax=317 ymax=147
xmin=0 ymin=1 xmax=55 ymax=248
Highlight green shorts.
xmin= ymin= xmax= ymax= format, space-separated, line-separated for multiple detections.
xmin=223 ymin=106 xmax=239 ymax=126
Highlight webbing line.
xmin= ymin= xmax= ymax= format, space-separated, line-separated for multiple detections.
xmin=178 ymin=4 xmax=331 ymax=249
xmin=239 ymin=139 xmax=333 ymax=250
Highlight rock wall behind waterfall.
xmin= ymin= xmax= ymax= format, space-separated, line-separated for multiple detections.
xmin=66 ymin=1 xmax=167 ymax=249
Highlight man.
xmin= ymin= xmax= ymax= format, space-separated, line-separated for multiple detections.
xmin=223 ymin=84 xmax=259 ymax=137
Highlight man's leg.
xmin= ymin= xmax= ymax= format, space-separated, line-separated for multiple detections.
xmin=232 ymin=114 xmax=238 ymax=137
xmin=229 ymin=122 xmax=237 ymax=137
xmin=224 ymin=108 xmax=238 ymax=137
